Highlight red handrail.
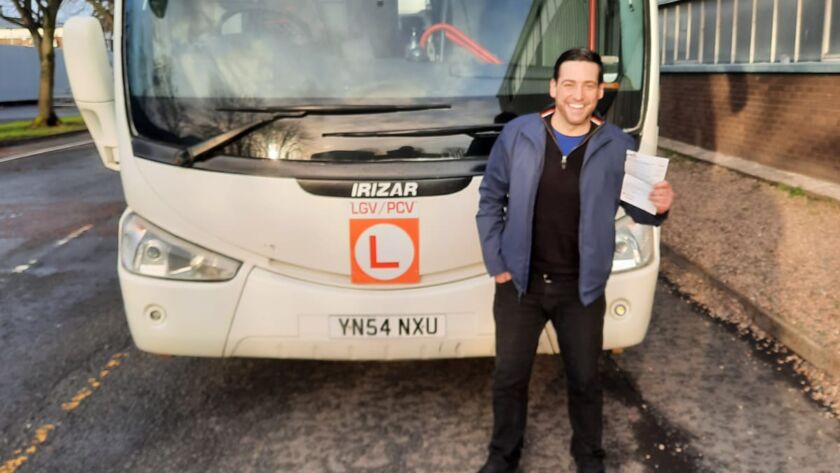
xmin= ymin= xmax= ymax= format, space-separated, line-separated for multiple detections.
xmin=419 ymin=23 xmax=501 ymax=64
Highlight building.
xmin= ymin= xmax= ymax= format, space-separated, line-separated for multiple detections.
xmin=0 ymin=18 xmax=64 ymax=47
xmin=657 ymin=0 xmax=840 ymax=181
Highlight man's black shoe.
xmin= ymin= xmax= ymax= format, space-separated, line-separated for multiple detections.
xmin=577 ymin=466 xmax=605 ymax=473
xmin=575 ymin=459 xmax=605 ymax=473
xmin=477 ymin=455 xmax=516 ymax=473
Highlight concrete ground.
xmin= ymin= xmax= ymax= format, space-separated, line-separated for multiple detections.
xmin=659 ymin=138 xmax=840 ymax=204
xmin=658 ymin=137 xmax=840 ymax=413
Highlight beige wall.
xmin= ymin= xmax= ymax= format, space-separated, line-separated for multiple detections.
xmin=0 ymin=27 xmax=64 ymax=47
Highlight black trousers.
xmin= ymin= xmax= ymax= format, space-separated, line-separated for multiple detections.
xmin=488 ymin=274 xmax=606 ymax=472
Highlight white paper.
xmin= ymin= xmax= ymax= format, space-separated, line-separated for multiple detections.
xmin=620 ymin=173 xmax=658 ymax=214
xmin=625 ymin=150 xmax=669 ymax=185
xmin=620 ymin=151 xmax=670 ymax=215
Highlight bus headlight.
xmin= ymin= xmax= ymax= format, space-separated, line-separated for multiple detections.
xmin=611 ymin=215 xmax=654 ymax=273
xmin=120 ymin=213 xmax=241 ymax=281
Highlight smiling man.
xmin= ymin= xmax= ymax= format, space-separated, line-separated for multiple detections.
xmin=476 ymin=48 xmax=674 ymax=473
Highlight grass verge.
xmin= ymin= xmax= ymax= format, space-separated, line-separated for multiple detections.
xmin=0 ymin=116 xmax=86 ymax=143
xmin=776 ymin=183 xmax=807 ymax=198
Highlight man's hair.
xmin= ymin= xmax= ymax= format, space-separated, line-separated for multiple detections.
xmin=553 ymin=48 xmax=604 ymax=83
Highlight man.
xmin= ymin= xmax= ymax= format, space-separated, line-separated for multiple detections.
xmin=475 ymin=48 xmax=674 ymax=473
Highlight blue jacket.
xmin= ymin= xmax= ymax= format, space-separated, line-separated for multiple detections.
xmin=476 ymin=113 xmax=666 ymax=305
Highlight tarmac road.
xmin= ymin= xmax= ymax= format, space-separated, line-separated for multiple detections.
xmin=1 ymin=145 xmax=838 ymax=473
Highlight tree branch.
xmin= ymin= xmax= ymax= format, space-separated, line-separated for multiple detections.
xmin=0 ymin=10 xmax=27 ymax=29
xmin=85 ymin=0 xmax=113 ymax=29
xmin=4 ymin=1 xmax=42 ymax=43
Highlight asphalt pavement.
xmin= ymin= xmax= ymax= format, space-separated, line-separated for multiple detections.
xmin=1 ymin=146 xmax=839 ymax=473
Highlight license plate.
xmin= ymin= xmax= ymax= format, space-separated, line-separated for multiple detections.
xmin=329 ymin=315 xmax=446 ymax=338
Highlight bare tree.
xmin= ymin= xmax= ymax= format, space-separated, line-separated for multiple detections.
xmin=0 ymin=0 xmax=65 ymax=127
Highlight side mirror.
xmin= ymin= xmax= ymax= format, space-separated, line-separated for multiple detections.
xmin=63 ymin=17 xmax=120 ymax=170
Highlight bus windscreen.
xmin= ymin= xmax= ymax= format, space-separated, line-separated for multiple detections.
xmin=125 ymin=0 xmax=645 ymax=163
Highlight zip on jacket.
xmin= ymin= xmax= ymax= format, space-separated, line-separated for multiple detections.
xmin=524 ymin=115 xmax=608 ymax=296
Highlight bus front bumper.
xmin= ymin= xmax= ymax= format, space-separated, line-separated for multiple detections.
xmin=119 ymin=254 xmax=659 ymax=360
xmin=119 ymin=264 xmax=501 ymax=359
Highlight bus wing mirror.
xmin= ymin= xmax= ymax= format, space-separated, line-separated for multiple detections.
xmin=64 ymin=17 xmax=120 ymax=171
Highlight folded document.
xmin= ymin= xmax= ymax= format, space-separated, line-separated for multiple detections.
xmin=620 ymin=151 xmax=669 ymax=215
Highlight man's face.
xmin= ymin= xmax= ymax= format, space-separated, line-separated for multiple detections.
xmin=549 ymin=60 xmax=605 ymax=129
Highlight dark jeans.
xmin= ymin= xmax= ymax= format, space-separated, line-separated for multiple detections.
xmin=488 ymin=274 xmax=606 ymax=472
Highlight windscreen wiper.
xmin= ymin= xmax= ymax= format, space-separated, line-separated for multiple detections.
xmin=177 ymin=103 xmax=452 ymax=167
xmin=322 ymin=123 xmax=503 ymax=138
xmin=215 ymin=103 xmax=451 ymax=115
xmin=176 ymin=112 xmax=294 ymax=167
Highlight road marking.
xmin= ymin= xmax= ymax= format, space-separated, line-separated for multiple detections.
xmin=4 ymin=224 xmax=90 ymax=274
xmin=0 ymin=425 xmax=55 ymax=473
xmin=11 ymin=259 xmax=37 ymax=274
xmin=54 ymin=224 xmax=93 ymax=247
xmin=61 ymin=387 xmax=94 ymax=412
xmin=0 ymin=352 xmax=129 ymax=473
xmin=0 ymin=139 xmax=93 ymax=164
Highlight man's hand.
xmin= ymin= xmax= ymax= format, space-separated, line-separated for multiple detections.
xmin=649 ymin=181 xmax=674 ymax=214
xmin=494 ymin=272 xmax=513 ymax=284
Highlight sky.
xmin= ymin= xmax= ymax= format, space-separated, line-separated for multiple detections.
xmin=0 ymin=1 xmax=95 ymax=27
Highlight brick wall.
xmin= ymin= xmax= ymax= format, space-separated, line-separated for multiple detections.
xmin=659 ymin=74 xmax=840 ymax=183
